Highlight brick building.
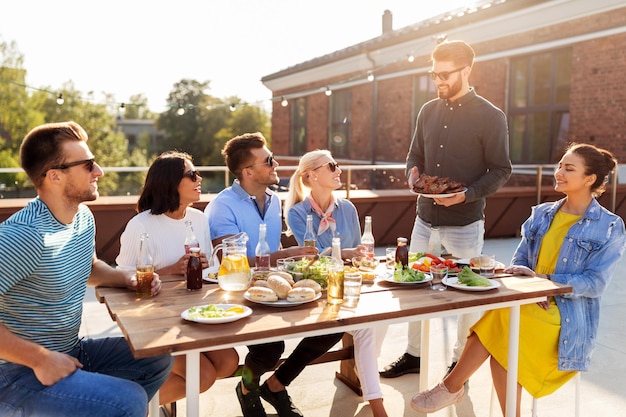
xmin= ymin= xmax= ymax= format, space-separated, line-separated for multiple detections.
xmin=261 ymin=0 xmax=626 ymax=178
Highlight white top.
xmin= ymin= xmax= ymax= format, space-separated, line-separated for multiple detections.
xmin=116 ymin=207 xmax=212 ymax=271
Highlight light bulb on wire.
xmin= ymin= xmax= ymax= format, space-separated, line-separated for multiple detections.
xmin=176 ymin=105 xmax=185 ymax=116
xmin=325 ymin=87 xmax=332 ymax=96
xmin=229 ymin=103 xmax=236 ymax=111
xmin=407 ymin=54 xmax=415 ymax=63
xmin=367 ymin=72 xmax=375 ymax=82
xmin=118 ymin=103 xmax=126 ymax=113
xmin=56 ymin=93 xmax=64 ymax=105
xmin=281 ymin=97 xmax=288 ymax=107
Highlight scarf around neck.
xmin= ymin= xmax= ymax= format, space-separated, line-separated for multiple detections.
xmin=307 ymin=195 xmax=337 ymax=236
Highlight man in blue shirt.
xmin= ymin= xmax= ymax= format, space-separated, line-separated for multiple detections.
xmin=206 ymin=132 xmax=341 ymax=417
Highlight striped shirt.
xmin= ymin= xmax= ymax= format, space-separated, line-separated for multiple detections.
xmin=0 ymin=198 xmax=95 ymax=361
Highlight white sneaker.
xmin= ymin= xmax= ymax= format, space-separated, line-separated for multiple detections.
xmin=410 ymin=381 xmax=465 ymax=413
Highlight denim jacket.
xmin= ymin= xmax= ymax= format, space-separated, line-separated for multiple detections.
xmin=511 ymin=198 xmax=625 ymax=371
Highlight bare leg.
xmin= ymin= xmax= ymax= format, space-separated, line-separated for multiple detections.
xmin=490 ymin=357 xmax=522 ymax=417
xmin=159 ymin=348 xmax=239 ymax=404
xmin=368 ymin=398 xmax=388 ymax=417
xmin=442 ymin=333 xmax=490 ymax=393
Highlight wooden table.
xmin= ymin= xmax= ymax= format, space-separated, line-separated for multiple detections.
xmin=96 ymin=274 xmax=571 ymax=417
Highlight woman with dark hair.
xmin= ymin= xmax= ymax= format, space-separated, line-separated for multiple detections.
xmin=116 ymin=151 xmax=239 ymax=413
xmin=410 ymin=143 xmax=626 ymax=417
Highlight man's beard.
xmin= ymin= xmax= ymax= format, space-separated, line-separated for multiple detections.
xmin=437 ymin=77 xmax=462 ymax=100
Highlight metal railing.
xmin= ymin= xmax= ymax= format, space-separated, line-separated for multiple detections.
xmin=0 ymin=163 xmax=619 ymax=212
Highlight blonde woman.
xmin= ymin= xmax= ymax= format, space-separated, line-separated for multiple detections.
xmin=281 ymin=149 xmax=389 ymax=417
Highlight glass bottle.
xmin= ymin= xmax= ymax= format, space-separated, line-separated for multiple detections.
xmin=395 ymin=237 xmax=409 ymax=269
xmin=427 ymin=227 xmax=442 ymax=257
xmin=184 ymin=220 xmax=200 ymax=254
xmin=255 ymin=223 xmax=271 ymax=271
xmin=136 ymin=232 xmax=154 ymax=296
xmin=303 ymin=214 xmax=317 ymax=248
xmin=360 ymin=215 xmax=375 ymax=257
xmin=327 ymin=237 xmax=344 ymax=305
xmin=186 ymin=246 xmax=203 ymax=290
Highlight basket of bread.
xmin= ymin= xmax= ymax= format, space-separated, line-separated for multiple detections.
xmin=244 ymin=270 xmax=322 ymax=305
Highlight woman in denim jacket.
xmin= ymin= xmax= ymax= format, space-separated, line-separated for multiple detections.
xmin=411 ymin=143 xmax=626 ymax=417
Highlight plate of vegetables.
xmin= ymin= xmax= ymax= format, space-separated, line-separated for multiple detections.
xmin=385 ymin=267 xmax=432 ymax=284
xmin=409 ymin=254 xmax=462 ymax=276
xmin=181 ymin=303 xmax=252 ymax=324
xmin=442 ymin=267 xmax=501 ymax=291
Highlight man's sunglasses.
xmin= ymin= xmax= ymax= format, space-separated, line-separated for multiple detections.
xmin=314 ymin=161 xmax=339 ymax=172
xmin=43 ymin=158 xmax=96 ymax=176
xmin=245 ymin=155 xmax=276 ymax=169
xmin=183 ymin=170 xmax=202 ymax=182
xmin=427 ymin=67 xmax=465 ymax=81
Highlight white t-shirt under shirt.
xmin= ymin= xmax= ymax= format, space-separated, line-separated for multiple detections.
xmin=116 ymin=207 xmax=212 ymax=271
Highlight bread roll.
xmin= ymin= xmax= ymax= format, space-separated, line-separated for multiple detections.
xmin=253 ymin=279 xmax=269 ymax=288
xmin=267 ymin=276 xmax=292 ymax=299
xmin=287 ymin=287 xmax=316 ymax=302
xmin=247 ymin=286 xmax=278 ymax=302
xmin=293 ymin=279 xmax=322 ymax=294
xmin=270 ymin=271 xmax=295 ymax=286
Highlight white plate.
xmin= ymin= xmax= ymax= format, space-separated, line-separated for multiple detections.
xmin=181 ymin=303 xmax=252 ymax=324
xmin=454 ymin=259 xmax=506 ymax=270
xmin=243 ymin=291 xmax=321 ymax=307
xmin=442 ymin=276 xmax=501 ymax=291
xmin=410 ymin=187 xmax=467 ymax=198
xmin=384 ymin=273 xmax=432 ymax=285
xmin=202 ymin=266 xmax=219 ymax=283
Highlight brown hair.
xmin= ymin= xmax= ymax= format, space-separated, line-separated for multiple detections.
xmin=19 ymin=121 xmax=89 ymax=188
xmin=566 ymin=143 xmax=617 ymax=197
xmin=431 ymin=40 xmax=475 ymax=68
xmin=221 ymin=132 xmax=267 ymax=179
xmin=137 ymin=150 xmax=193 ymax=214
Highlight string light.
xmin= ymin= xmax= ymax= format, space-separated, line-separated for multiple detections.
xmin=281 ymin=97 xmax=288 ymax=107
xmin=176 ymin=104 xmax=185 ymax=116
xmin=229 ymin=103 xmax=237 ymax=111
xmin=367 ymin=72 xmax=375 ymax=82
xmin=56 ymin=93 xmax=64 ymax=105
xmin=407 ymin=54 xmax=415 ymax=63
xmin=118 ymin=103 xmax=126 ymax=113
xmin=325 ymin=87 xmax=333 ymax=96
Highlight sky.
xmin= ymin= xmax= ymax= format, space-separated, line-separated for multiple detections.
xmin=1 ymin=0 xmax=473 ymax=112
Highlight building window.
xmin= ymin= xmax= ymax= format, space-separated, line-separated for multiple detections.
xmin=412 ymin=74 xmax=438 ymax=129
xmin=290 ymin=97 xmax=307 ymax=155
xmin=508 ymin=48 xmax=572 ymax=163
xmin=329 ymin=89 xmax=352 ymax=158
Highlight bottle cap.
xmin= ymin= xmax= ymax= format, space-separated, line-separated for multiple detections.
xmin=189 ymin=247 xmax=201 ymax=253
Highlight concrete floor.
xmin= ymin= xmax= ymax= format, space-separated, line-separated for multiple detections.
xmin=80 ymin=238 xmax=626 ymax=416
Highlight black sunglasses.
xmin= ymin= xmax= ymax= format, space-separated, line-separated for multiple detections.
xmin=314 ymin=161 xmax=339 ymax=172
xmin=427 ymin=67 xmax=465 ymax=81
xmin=183 ymin=170 xmax=202 ymax=182
xmin=245 ymin=155 xmax=275 ymax=169
xmin=44 ymin=158 xmax=96 ymax=176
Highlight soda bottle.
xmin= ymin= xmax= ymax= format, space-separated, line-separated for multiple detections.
xmin=186 ymin=247 xmax=203 ymax=291
xmin=255 ymin=223 xmax=271 ymax=271
xmin=136 ymin=233 xmax=154 ymax=296
xmin=327 ymin=237 xmax=344 ymax=305
xmin=303 ymin=214 xmax=317 ymax=248
xmin=395 ymin=237 xmax=409 ymax=269
xmin=361 ymin=215 xmax=375 ymax=257
xmin=184 ymin=220 xmax=200 ymax=254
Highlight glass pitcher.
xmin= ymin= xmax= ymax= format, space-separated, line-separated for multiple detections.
xmin=210 ymin=232 xmax=251 ymax=291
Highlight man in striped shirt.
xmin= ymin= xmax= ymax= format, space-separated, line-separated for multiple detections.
xmin=0 ymin=122 xmax=174 ymax=417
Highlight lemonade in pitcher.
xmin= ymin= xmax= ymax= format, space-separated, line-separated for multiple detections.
xmin=217 ymin=253 xmax=251 ymax=291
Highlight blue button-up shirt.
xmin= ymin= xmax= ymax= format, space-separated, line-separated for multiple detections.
xmin=511 ymin=198 xmax=626 ymax=371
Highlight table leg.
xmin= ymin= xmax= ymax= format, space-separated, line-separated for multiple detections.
xmin=506 ymin=305 xmax=520 ymax=417
xmin=148 ymin=391 xmax=159 ymax=417
xmin=186 ymin=352 xmax=201 ymax=417
xmin=419 ymin=319 xmax=430 ymax=391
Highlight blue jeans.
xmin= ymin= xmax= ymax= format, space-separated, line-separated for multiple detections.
xmin=0 ymin=337 xmax=174 ymax=417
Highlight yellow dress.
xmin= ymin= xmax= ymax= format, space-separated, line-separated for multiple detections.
xmin=471 ymin=211 xmax=579 ymax=398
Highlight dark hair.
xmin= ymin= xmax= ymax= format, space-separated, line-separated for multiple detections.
xmin=431 ymin=40 xmax=475 ymax=68
xmin=221 ymin=132 xmax=267 ymax=179
xmin=19 ymin=121 xmax=88 ymax=188
xmin=137 ymin=151 xmax=192 ymax=214
xmin=567 ymin=143 xmax=617 ymax=196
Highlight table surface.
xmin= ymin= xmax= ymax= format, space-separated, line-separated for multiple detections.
xmin=96 ymin=273 xmax=572 ymax=359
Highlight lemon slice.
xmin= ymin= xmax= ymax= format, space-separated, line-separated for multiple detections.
xmin=226 ymin=306 xmax=245 ymax=314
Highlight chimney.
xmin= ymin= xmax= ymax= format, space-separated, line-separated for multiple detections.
xmin=382 ymin=9 xmax=393 ymax=34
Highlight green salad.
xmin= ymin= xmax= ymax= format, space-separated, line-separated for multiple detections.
xmin=284 ymin=256 xmax=330 ymax=289
xmin=393 ymin=266 xmax=426 ymax=282
xmin=187 ymin=304 xmax=227 ymax=319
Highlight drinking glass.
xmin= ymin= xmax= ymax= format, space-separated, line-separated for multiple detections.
xmin=430 ymin=263 xmax=448 ymax=291
xmin=342 ymin=271 xmax=362 ymax=307
xmin=385 ymin=248 xmax=396 ymax=272
xmin=479 ymin=254 xmax=496 ymax=277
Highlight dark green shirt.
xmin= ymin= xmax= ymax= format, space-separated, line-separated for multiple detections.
xmin=406 ymin=89 xmax=512 ymax=226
